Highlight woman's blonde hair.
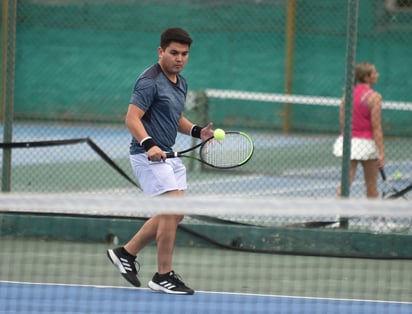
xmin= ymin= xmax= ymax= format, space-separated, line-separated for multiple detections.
xmin=355 ymin=62 xmax=374 ymax=84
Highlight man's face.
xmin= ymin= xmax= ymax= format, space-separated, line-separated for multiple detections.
xmin=158 ymin=42 xmax=190 ymax=77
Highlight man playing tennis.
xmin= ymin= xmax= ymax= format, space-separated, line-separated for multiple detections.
xmin=107 ymin=27 xmax=213 ymax=295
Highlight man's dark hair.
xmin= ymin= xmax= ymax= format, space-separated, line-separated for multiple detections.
xmin=160 ymin=27 xmax=192 ymax=50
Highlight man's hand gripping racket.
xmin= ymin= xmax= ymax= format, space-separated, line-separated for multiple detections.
xmin=166 ymin=131 xmax=254 ymax=169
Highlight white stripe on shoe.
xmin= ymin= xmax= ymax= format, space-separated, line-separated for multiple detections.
xmin=148 ymin=280 xmax=186 ymax=294
xmin=108 ymin=249 xmax=128 ymax=274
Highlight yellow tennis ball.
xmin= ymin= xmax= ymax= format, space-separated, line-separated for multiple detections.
xmin=394 ymin=171 xmax=403 ymax=180
xmin=214 ymin=128 xmax=226 ymax=140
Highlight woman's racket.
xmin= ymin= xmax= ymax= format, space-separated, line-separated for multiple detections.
xmin=380 ymin=168 xmax=411 ymax=199
xmin=166 ymin=131 xmax=254 ymax=169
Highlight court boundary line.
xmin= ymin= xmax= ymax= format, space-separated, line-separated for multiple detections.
xmin=1 ymin=280 xmax=411 ymax=305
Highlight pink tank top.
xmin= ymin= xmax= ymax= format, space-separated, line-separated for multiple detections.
xmin=351 ymin=84 xmax=374 ymax=139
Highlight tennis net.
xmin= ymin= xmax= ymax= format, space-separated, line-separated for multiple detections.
xmin=0 ymin=193 xmax=411 ymax=313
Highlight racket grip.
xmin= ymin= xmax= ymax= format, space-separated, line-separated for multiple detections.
xmin=166 ymin=152 xmax=178 ymax=158
xmin=379 ymin=168 xmax=386 ymax=181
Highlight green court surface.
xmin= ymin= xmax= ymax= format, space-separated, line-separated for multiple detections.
xmin=1 ymin=238 xmax=411 ymax=302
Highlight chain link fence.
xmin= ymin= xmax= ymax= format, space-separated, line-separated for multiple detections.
xmin=1 ymin=0 xmax=412 ymax=198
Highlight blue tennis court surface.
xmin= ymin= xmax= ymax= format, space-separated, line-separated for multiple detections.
xmin=1 ymin=281 xmax=411 ymax=314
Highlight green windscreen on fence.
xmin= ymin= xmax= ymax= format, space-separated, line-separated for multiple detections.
xmin=3 ymin=0 xmax=411 ymax=135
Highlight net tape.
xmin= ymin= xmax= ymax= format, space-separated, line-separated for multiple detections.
xmin=205 ymin=89 xmax=412 ymax=111
xmin=0 ymin=193 xmax=410 ymax=220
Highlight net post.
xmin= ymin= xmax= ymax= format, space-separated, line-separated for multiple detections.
xmin=340 ymin=0 xmax=359 ymax=199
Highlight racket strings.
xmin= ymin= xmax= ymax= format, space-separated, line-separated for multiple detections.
xmin=200 ymin=134 xmax=252 ymax=167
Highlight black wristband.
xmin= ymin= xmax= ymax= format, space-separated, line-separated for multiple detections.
xmin=141 ymin=137 xmax=156 ymax=151
xmin=191 ymin=125 xmax=202 ymax=139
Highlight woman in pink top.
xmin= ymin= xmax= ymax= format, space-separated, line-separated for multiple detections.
xmin=333 ymin=62 xmax=385 ymax=198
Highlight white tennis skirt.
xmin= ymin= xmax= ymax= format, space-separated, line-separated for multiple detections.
xmin=333 ymin=136 xmax=378 ymax=160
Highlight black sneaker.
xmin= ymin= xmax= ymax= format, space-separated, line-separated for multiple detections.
xmin=148 ymin=271 xmax=194 ymax=295
xmin=107 ymin=247 xmax=141 ymax=287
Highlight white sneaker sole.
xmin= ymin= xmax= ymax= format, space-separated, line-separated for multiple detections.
xmin=107 ymin=249 xmax=127 ymax=274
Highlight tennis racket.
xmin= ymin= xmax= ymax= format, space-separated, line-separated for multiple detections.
xmin=380 ymin=168 xmax=411 ymax=199
xmin=166 ymin=131 xmax=254 ymax=169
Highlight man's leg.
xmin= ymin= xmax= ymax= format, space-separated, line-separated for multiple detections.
xmin=124 ymin=190 xmax=183 ymax=271
xmin=154 ymin=213 xmax=184 ymax=273
xmin=123 ymin=213 xmax=183 ymax=274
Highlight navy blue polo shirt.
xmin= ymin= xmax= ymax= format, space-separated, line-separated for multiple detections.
xmin=128 ymin=63 xmax=188 ymax=154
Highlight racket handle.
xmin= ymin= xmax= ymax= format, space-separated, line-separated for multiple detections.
xmin=166 ymin=151 xmax=178 ymax=158
xmin=379 ymin=168 xmax=386 ymax=181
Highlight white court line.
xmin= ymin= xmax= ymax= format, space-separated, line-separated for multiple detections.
xmin=1 ymin=280 xmax=411 ymax=305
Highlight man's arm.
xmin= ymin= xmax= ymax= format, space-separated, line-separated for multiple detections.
xmin=125 ymin=104 xmax=166 ymax=161
xmin=178 ymin=114 xmax=214 ymax=141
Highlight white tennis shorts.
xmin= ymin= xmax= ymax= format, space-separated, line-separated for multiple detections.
xmin=130 ymin=153 xmax=187 ymax=196
xmin=333 ymin=136 xmax=379 ymax=160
